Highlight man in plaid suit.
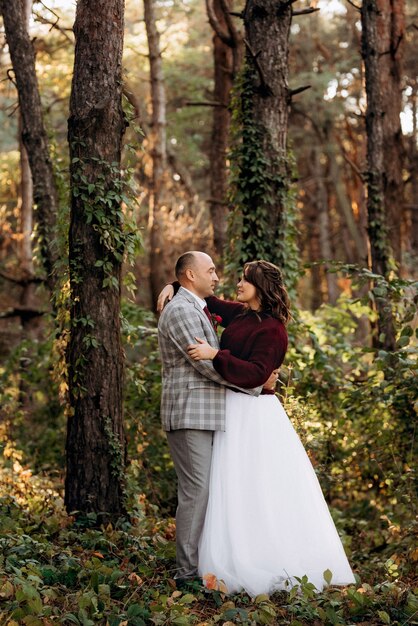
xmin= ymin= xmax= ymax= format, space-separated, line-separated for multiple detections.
xmin=158 ymin=251 xmax=266 ymax=588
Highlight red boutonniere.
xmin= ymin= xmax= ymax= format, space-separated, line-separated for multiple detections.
xmin=211 ymin=314 xmax=222 ymax=331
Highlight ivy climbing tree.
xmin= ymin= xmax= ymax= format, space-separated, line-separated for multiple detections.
xmin=65 ymin=0 xmax=128 ymax=519
xmin=227 ymin=0 xmax=303 ymax=288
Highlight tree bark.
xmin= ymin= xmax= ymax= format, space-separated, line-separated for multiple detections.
xmin=328 ymin=153 xmax=368 ymax=264
xmin=66 ymin=0 xmax=127 ymax=519
xmin=244 ymin=0 xmax=291 ymax=156
xmin=304 ymin=169 xmax=323 ymax=310
xmin=0 ymin=0 xmax=58 ymax=294
xmin=209 ymin=21 xmax=232 ymax=261
xmin=18 ymin=0 xmax=35 ymax=309
xmin=409 ymin=82 xmax=418 ymax=257
xmin=312 ymin=148 xmax=339 ymax=305
xmin=377 ymin=0 xmax=405 ymax=266
xmin=143 ymin=0 xmax=168 ymax=310
xmin=207 ymin=0 xmax=243 ymax=262
xmin=235 ymin=0 xmax=292 ymax=268
xmin=361 ymin=0 xmax=396 ymax=350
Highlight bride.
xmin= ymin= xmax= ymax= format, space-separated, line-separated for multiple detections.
xmin=162 ymin=260 xmax=355 ymax=596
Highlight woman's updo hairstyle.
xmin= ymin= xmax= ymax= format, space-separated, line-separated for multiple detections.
xmin=243 ymin=260 xmax=291 ymax=325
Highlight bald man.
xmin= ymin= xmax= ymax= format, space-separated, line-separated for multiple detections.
xmin=158 ymin=251 xmax=267 ymax=589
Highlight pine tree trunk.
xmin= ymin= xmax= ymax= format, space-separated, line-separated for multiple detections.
xmin=210 ymin=29 xmax=232 ymax=261
xmin=409 ymin=83 xmax=418 ymax=257
xmin=312 ymin=148 xmax=339 ymax=305
xmin=206 ymin=0 xmax=242 ymax=261
xmin=324 ymin=124 xmax=368 ymax=265
xmin=18 ymin=0 xmax=35 ymax=309
xmin=19 ymin=118 xmax=34 ymax=286
xmin=1 ymin=0 xmax=58 ymax=294
xmin=66 ymin=0 xmax=127 ymax=520
xmin=361 ymin=0 xmax=396 ymax=350
xmin=304 ymin=169 xmax=323 ymax=310
xmin=144 ymin=0 xmax=168 ymax=310
xmin=237 ymin=0 xmax=292 ymax=267
xmin=378 ymin=0 xmax=405 ymax=265
xmin=244 ymin=0 xmax=290 ymax=155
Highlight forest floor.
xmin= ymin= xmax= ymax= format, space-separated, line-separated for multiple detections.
xmin=0 ymin=455 xmax=417 ymax=626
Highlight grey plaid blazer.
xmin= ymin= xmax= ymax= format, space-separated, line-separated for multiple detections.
xmin=158 ymin=287 xmax=260 ymax=431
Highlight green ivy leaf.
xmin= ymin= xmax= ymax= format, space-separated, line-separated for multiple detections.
xmin=323 ymin=568 xmax=333 ymax=585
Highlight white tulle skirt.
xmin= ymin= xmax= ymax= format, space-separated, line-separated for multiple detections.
xmin=198 ymin=390 xmax=356 ymax=596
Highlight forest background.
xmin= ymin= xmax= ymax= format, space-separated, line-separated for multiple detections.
xmin=0 ymin=0 xmax=417 ymax=624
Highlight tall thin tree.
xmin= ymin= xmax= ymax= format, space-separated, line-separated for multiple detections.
xmin=18 ymin=0 xmax=35 ymax=308
xmin=206 ymin=0 xmax=243 ymax=261
xmin=1 ymin=0 xmax=58 ymax=294
xmin=66 ymin=0 xmax=127 ymax=518
xmin=361 ymin=0 xmax=396 ymax=350
xmin=409 ymin=81 xmax=418 ymax=256
xmin=143 ymin=0 xmax=168 ymax=310
xmin=379 ymin=0 xmax=405 ymax=265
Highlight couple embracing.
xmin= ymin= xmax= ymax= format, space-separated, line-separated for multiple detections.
xmin=157 ymin=251 xmax=355 ymax=597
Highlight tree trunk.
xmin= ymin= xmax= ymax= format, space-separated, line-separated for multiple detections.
xmin=206 ymin=0 xmax=243 ymax=262
xmin=324 ymin=124 xmax=368 ymax=266
xmin=230 ymin=0 xmax=293 ymax=273
xmin=19 ymin=117 xmax=34 ymax=285
xmin=244 ymin=0 xmax=290 ymax=156
xmin=18 ymin=0 xmax=35 ymax=309
xmin=143 ymin=0 xmax=168 ymax=310
xmin=312 ymin=147 xmax=339 ymax=305
xmin=378 ymin=0 xmax=405 ymax=266
xmin=406 ymin=81 xmax=418 ymax=259
xmin=304 ymin=172 xmax=323 ymax=310
xmin=0 ymin=0 xmax=58 ymax=294
xmin=361 ymin=0 xmax=396 ymax=350
xmin=66 ymin=0 xmax=127 ymax=520
xmin=209 ymin=27 xmax=232 ymax=261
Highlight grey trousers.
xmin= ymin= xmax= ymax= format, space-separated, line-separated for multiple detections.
xmin=166 ymin=429 xmax=214 ymax=579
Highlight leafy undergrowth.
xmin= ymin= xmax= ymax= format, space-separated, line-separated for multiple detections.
xmin=0 ymin=460 xmax=417 ymax=626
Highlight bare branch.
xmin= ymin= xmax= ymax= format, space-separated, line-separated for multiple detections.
xmin=287 ymin=84 xmax=311 ymax=100
xmin=166 ymin=151 xmax=196 ymax=199
xmin=219 ymin=0 xmax=241 ymax=49
xmin=7 ymin=102 xmax=20 ymax=117
xmin=277 ymin=0 xmax=299 ymax=15
xmin=0 ymin=269 xmax=43 ymax=285
xmin=32 ymin=11 xmax=73 ymax=43
xmin=45 ymin=96 xmax=66 ymax=113
xmin=0 ymin=307 xmax=45 ymax=324
xmin=229 ymin=11 xmax=244 ymax=18
xmin=379 ymin=34 xmax=403 ymax=58
xmin=339 ymin=147 xmax=365 ymax=182
xmin=37 ymin=0 xmax=62 ymax=24
xmin=123 ymin=83 xmax=196 ymax=197
xmin=185 ymin=100 xmax=227 ymax=107
xmin=293 ymin=7 xmax=321 ymax=15
xmin=206 ymin=197 xmax=229 ymax=205
xmin=6 ymin=67 xmax=17 ymax=87
xmin=345 ymin=0 xmax=361 ymax=11
xmin=290 ymin=105 xmax=323 ymax=139
xmin=206 ymin=0 xmax=233 ymax=45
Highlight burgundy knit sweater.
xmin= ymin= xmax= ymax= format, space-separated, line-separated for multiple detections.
xmin=205 ymin=296 xmax=288 ymax=394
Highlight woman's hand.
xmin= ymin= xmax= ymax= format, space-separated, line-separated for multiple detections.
xmin=157 ymin=284 xmax=175 ymax=313
xmin=187 ymin=337 xmax=219 ymax=361
xmin=263 ymin=369 xmax=279 ymax=390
